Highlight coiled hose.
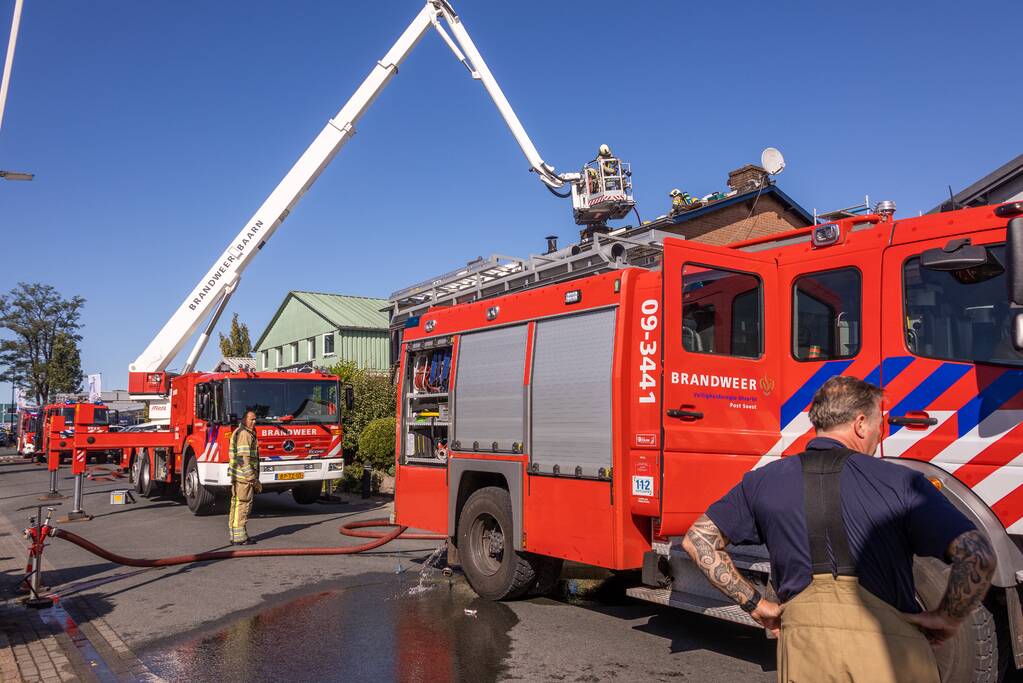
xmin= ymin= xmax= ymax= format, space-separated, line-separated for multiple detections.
xmin=50 ymin=519 xmax=445 ymax=568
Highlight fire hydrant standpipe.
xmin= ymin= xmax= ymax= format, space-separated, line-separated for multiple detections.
xmin=44 ymin=519 xmax=445 ymax=569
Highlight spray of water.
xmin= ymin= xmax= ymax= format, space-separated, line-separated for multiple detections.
xmin=406 ymin=543 xmax=446 ymax=596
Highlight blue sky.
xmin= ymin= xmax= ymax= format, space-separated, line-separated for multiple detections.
xmin=2 ymin=0 xmax=1021 ymax=397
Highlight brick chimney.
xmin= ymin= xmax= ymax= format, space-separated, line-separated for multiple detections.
xmin=727 ymin=164 xmax=769 ymax=193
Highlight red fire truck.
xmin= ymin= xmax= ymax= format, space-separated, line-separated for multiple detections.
xmin=391 ymin=202 xmax=1023 ymax=680
xmin=15 ymin=408 xmax=39 ymax=457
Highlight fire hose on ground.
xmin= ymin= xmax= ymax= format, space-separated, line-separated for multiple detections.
xmin=21 ymin=505 xmax=446 ymax=606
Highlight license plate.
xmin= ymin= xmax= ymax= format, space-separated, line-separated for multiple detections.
xmin=275 ymin=472 xmax=304 ymax=481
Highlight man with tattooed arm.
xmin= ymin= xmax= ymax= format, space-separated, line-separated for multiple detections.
xmin=682 ymin=376 xmax=996 ymax=682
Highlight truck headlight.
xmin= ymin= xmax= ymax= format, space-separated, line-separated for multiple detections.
xmin=328 ymin=462 xmax=343 ymax=471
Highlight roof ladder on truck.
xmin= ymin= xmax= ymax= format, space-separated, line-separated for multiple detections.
xmin=388 ymin=228 xmax=672 ymax=330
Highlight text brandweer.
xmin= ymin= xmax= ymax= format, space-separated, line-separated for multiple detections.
xmin=188 ymin=221 xmax=264 ymax=311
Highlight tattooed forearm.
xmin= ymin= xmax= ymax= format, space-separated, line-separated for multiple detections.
xmin=682 ymin=515 xmax=758 ymax=607
xmin=939 ymin=530 xmax=996 ymax=621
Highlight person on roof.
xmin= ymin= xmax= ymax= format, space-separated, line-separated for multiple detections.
xmin=682 ymin=376 xmax=996 ymax=682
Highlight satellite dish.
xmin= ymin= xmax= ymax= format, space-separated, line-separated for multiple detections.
xmin=761 ymin=147 xmax=785 ymax=176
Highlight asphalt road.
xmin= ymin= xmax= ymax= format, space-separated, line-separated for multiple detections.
xmin=0 ymin=449 xmax=775 ymax=681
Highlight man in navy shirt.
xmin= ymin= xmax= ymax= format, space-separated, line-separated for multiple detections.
xmin=681 ymin=376 xmax=996 ymax=682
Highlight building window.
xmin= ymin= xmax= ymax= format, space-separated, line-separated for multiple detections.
xmin=290 ymin=342 xmax=299 ymax=365
xmin=275 ymin=347 xmax=283 ymax=368
xmin=308 ymin=337 xmax=316 ymax=360
xmin=323 ymin=332 xmax=335 ymax=356
xmin=682 ymin=264 xmax=762 ymax=358
xmin=793 ymin=268 xmax=862 ymax=361
xmin=261 ymin=350 xmax=268 ymax=370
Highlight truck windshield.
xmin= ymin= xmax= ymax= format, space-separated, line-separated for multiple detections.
xmin=61 ymin=408 xmax=75 ymax=422
xmin=92 ymin=408 xmax=109 ymax=425
xmin=905 ymin=244 xmax=1023 ymax=365
xmin=226 ymin=379 xmax=339 ymax=424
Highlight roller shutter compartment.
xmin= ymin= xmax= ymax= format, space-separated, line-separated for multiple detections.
xmin=531 ymin=309 xmax=616 ymax=477
xmin=454 ymin=325 xmax=528 ymax=452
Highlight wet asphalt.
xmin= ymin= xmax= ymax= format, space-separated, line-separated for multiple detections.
xmin=0 ymin=450 xmax=775 ymax=681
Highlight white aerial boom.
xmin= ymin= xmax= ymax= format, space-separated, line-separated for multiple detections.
xmin=129 ymin=0 xmax=633 ymax=387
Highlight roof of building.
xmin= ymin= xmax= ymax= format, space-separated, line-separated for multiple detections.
xmin=638 ymin=183 xmax=814 ymax=231
xmin=214 ymin=357 xmax=257 ymax=372
xmin=253 ymin=291 xmax=389 ymax=350
xmin=930 ymin=154 xmax=1023 ymax=213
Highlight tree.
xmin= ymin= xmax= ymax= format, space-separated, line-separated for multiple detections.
xmin=218 ymin=313 xmax=252 ymax=357
xmin=48 ymin=333 xmax=83 ymax=397
xmin=0 ymin=283 xmax=86 ymax=405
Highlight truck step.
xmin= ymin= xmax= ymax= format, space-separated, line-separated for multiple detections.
xmin=626 ymin=586 xmax=761 ymax=629
xmin=657 ymin=537 xmax=771 ymax=574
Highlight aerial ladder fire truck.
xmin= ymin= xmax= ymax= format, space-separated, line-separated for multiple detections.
xmin=55 ymin=0 xmax=633 ymax=520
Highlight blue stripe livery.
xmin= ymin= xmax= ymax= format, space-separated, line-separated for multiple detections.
xmin=780 ymin=360 xmax=855 ymax=428
xmin=865 ymin=356 xmax=914 ymax=388
xmin=956 ymin=369 xmax=1023 ymax=437
xmin=888 ymin=363 xmax=972 ymax=435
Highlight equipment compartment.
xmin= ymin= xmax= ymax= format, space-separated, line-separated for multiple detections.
xmin=403 ymin=339 xmax=452 ymax=464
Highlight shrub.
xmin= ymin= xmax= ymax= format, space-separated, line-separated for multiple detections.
xmin=324 ymin=360 xmax=397 ymax=454
xmin=338 ymin=461 xmax=383 ymax=494
xmin=358 ymin=417 xmax=396 ymax=472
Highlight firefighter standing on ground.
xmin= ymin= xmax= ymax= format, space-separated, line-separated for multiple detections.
xmin=228 ymin=409 xmax=261 ymax=545
xmin=682 ymin=376 xmax=997 ymax=682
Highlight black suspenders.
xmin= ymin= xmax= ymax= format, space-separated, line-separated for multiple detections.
xmin=800 ymin=447 xmax=857 ymax=578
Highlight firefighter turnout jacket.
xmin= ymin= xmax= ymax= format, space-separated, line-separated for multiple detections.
xmin=228 ymin=425 xmax=260 ymax=483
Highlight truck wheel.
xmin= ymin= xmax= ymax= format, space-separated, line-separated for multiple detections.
xmin=531 ymin=556 xmax=564 ymax=596
xmin=291 ymin=482 xmax=321 ymax=505
xmin=131 ymin=451 xmax=145 ymax=493
xmin=457 ymin=486 xmax=536 ymax=600
xmin=183 ymin=456 xmax=216 ymax=515
xmin=137 ymin=450 xmax=159 ymax=498
xmin=914 ymin=555 xmax=1008 ymax=682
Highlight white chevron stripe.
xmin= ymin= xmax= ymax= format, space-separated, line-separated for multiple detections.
xmin=973 ymin=462 xmax=1023 ymax=509
xmin=933 ymin=410 xmax=1023 ymax=473
xmin=754 ymin=413 xmax=813 ymax=469
xmin=880 ymin=411 xmax=955 ymax=459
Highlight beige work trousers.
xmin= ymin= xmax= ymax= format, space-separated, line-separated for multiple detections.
xmin=778 ymin=575 xmax=939 ymax=683
xmin=228 ymin=480 xmax=256 ymax=543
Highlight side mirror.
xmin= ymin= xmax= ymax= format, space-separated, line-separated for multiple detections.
xmin=1007 ymin=218 xmax=1023 ymax=305
xmin=1013 ymin=312 xmax=1023 ymax=353
xmin=344 ymin=385 xmax=355 ymax=412
xmin=920 ymin=240 xmax=990 ymax=271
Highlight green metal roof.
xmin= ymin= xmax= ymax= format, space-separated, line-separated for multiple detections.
xmin=290 ymin=291 xmax=389 ymax=330
xmin=252 ymin=291 xmax=389 ymax=352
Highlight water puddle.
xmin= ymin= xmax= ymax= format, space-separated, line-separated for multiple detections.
xmin=140 ymin=565 xmax=518 ymax=682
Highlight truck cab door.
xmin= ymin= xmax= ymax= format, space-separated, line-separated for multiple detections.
xmin=881 ymin=225 xmax=1023 ymax=532
xmin=660 ymin=239 xmax=781 ymax=534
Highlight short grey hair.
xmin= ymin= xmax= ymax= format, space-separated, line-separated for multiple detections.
xmin=808 ymin=376 xmax=883 ymax=432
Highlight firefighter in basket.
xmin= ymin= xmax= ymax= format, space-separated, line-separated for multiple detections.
xmin=597 ymin=144 xmax=622 ymax=191
xmin=228 ymin=409 xmax=262 ymax=545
